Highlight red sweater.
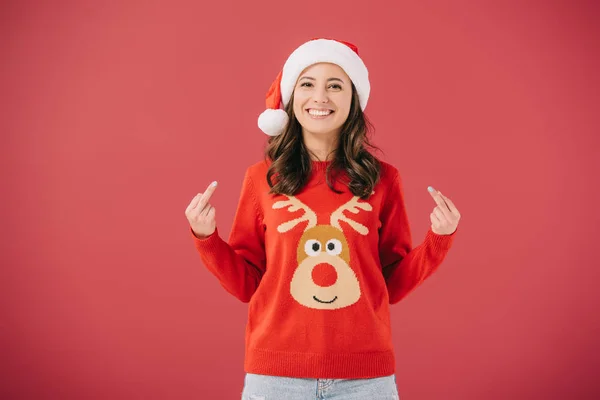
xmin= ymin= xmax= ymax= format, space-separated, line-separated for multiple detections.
xmin=191 ymin=159 xmax=456 ymax=379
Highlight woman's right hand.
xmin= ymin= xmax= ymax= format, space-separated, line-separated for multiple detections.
xmin=185 ymin=181 xmax=218 ymax=238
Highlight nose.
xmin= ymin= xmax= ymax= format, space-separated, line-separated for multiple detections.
xmin=312 ymin=86 xmax=329 ymax=104
xmin=312 ymin=263 xmax=338 ymax=287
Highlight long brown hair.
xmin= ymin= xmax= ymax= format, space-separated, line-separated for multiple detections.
xmin=265 ymin=83 xmax=381 ymax=199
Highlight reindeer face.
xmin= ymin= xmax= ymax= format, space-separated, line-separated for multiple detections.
xmin=273 ymin=194 xmax=373 ymax=310
xmin=291 ymin=225 xmax=360 ymax=309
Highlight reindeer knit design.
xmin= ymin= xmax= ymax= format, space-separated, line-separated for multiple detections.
xmin=192 ymin=159 xmax=456 ymax=379
xmin=273 ymin=194 xmax=373 ymax=310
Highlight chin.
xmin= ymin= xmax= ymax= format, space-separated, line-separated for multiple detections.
xmin=307 ymin=127 xmax=335 ymax=135
xmin=302 ymin=122 xmax=343 ymax=136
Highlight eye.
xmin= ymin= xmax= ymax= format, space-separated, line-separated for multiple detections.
xmin=329 ymin=84 xmax=342 ymax=90
xmin=300 ymin=82 xmax=313 ymax=87
xmin=325 ymin=239 xmax=342 ymax=256
xmin=304 ymin=239 xmax=322 ymax=256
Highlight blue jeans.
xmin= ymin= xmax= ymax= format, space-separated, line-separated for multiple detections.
xmin=241 ymin=373 xmax=400 ymax=399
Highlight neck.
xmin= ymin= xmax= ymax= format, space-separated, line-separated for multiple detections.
xmin=303 ymin=130 xmax=340 ymax=161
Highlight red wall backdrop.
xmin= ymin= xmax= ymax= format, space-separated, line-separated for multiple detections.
xmin=2 ymin=1 xmax=599 ymax=399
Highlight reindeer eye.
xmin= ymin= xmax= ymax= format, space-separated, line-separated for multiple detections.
xmin=304 ymin=239 xmax=322 ymax=256
xmin=325 ymin=239 xmax=342 ymax=256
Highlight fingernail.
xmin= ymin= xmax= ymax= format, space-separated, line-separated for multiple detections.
xmin=428 ymin=186 xmax=435 ymax=192
xmin=212 ymin=181 xmax=218 ymax=187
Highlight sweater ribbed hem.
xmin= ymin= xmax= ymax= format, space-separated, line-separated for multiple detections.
xmin=311 ymin=160 xmax=332 ymax=172
xmin=244 ymin=347 xmax=396 ymax=379
xmin=425 ymin=226 xmax=456 ymax=251
xmin=191 ymin=226 xmax=222 ymax=253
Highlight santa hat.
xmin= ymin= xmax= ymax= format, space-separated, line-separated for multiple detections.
xmin=257 ymin=38 xmax=370 ymax=136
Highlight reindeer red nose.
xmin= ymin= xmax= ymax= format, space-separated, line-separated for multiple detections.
xmin=312 ymin=263 xmax=338 ymax=287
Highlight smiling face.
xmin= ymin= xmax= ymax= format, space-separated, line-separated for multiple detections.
xmin=292 ymin=62 xmax=353 ymax=139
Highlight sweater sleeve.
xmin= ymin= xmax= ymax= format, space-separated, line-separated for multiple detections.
xmin=378 ymin=169 xmax=457 ymax=304
xmin=190 ymin=168 xmax=266 ymax=303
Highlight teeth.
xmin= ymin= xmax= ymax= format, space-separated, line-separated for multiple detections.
xmin=308 ymin=109 xmax=332 ymax=116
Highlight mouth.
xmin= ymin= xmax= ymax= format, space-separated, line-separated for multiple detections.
xmin=313 ymin=295 xmax=338 ymax=304
xmin=306 ymin=108 xmax=334 ymax=119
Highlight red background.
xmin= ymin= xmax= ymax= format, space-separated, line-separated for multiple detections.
xmin=2 ymin=1 xmax=599 ymax=399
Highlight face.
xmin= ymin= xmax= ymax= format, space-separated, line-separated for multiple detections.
xmin=292 ymin=62 xmax=353 ymax=138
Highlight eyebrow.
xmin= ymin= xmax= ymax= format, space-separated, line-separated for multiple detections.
xmin=299 ymin=76 xmax=345 ymax=83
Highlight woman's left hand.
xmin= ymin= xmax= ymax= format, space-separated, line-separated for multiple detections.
xmin=428 ymin=186 xmax=461 ymax=235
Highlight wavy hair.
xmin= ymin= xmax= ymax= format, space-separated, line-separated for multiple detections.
xmin=265 ymin=83 xmax=381 ymax=199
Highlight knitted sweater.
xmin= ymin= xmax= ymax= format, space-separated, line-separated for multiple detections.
xmin=191 ymin=159 xmax=456 ymax=379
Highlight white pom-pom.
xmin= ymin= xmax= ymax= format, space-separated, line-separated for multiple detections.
xmin=258 ymin=109 xmax=289 ymax=136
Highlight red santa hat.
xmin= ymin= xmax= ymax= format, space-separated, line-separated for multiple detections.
xmin=257 ymin=38 xmax=370 ymax=136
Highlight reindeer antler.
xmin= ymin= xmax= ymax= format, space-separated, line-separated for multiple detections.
xmin=330 ymin=195 xmax=373 ymax=235
xmin=272 ymin=195 xmax=318 ymax=233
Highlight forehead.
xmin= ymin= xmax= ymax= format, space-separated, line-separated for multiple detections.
xmin=299 ymin=62 xmax=350 ymax=80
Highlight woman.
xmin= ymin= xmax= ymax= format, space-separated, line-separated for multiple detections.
xmin=185 ymin=38 xmax=461 ymax=399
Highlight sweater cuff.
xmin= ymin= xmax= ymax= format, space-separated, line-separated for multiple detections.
xmin=190 ymin=226 xmax=223 ymax=254
xmin=424 ymin=226 xmax=457 ymax=252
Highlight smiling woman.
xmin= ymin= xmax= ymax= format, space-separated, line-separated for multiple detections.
xmin=263 ymin=46 xmax=381 ymax=199
xmin=186 ymin=37 xmax=459 ymax=400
